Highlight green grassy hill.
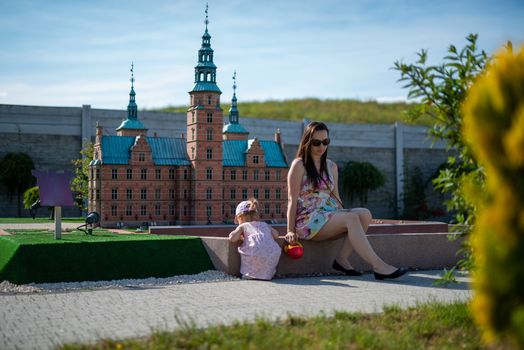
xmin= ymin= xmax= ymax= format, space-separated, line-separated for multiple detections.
xmin=153 ymin=98 xmax=433 ymax=126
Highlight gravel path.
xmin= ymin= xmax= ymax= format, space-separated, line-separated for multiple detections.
xmin=0 ymin=270 xmax=239 ymax=294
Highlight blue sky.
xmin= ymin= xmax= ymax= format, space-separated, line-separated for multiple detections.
xmin=0 ymin=0 xmax=523 ymax=110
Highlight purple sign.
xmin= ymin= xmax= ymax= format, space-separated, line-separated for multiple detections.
xmin=32 ymin=170 xmax=74 ymax=207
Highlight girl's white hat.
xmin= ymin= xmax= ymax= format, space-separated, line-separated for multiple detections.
xmin=235 ymin=200 xmax=251 ymax=216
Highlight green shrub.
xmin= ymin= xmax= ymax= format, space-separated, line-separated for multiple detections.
xmin=23 ymin=186 xmax=39 ymax=209
xmin=463 ymin=44 xmax=524 ymax=347
xmin=341 ymin=161 xmax=385 ymax=206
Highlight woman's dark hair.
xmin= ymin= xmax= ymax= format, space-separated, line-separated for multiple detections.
xmin=296 ymin=121 xmax=330 ymax=189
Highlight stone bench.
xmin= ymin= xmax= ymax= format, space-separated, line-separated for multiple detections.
xmin=201 ymin=233 xmax=464 ymax=277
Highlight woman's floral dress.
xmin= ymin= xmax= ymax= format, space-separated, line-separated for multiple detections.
xmin=295 ymin=160 xmax=341 ymax=240
xmin=238 ymin=221 xmax=281 ymax=280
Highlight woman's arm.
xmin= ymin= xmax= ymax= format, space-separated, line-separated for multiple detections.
xmin=330 ymin=160 xmax=344 ymax=207
xmin=228 ymin=225 xmax=244 ymax=242
xmin=285 ymin=158 xmax=305 ymax=243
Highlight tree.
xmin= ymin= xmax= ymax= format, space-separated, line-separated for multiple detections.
xmin=463 ymin=45 xmax=524 ymax=348
xmin=0 ymin=153 xmax=36 ymax=217
xmin=341 ymin=161 xmax=385 ymax=206
xmin=393 ymin=34 xmax=489 ymax=271
xmin=71 ymin=142 xmax=94 ymax=212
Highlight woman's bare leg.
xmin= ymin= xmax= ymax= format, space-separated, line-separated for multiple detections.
xmin=334 ymin=208 xmax=373 ymax=269
xmin=313 ymin=211 xmax=396 ymax=274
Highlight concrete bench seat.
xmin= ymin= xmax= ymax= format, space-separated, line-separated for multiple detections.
xmin=201 ymin=232 xmax=464 ymax=277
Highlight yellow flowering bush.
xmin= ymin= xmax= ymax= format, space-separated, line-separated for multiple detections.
xmin=463 ymin=45 xmax=524 ymax=347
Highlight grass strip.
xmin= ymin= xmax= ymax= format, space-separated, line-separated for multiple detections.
xmin=0 ymin=230 xmax=214 ymax=284
xmin=60 ymin=301 xmax=513 ymax=350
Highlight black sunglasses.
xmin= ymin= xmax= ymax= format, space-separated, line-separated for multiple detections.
xmin=311 ymin=138 xmax=330 ymax=147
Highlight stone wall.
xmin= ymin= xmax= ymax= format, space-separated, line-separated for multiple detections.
xmin=0 ymin=104 xmax=449 ymax=219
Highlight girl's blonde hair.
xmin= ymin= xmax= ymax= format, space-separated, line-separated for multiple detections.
xmin=236 ymin=198 xmax=260 ymax=223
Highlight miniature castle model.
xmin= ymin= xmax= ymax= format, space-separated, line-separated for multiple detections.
xmin=88 ymin=7 xmax=289 ymax=227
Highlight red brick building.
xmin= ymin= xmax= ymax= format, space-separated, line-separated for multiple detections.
xmin=88 ymin=14 xmax=288 ymax=227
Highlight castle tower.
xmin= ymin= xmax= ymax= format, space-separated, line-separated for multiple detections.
xmin=186 ymin=4 xmax=224 ymax=223
xmin=223 ymin=71 xmax=249 ymax=140
xmin=116 ymin=63 xmax=148 ymax=137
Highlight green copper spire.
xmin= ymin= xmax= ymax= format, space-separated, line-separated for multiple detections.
xmin=229 ymin=71 xmax=239 ymax=124
xmin=127 ymin=62 xmax=137 ymax=120
xmin=191 ymin=3 xmax=221 ymax=94
xmin=116 ymin=63 xmax=147 ymax=131
xmin=223 ymin=70 xmax=248 ymax=134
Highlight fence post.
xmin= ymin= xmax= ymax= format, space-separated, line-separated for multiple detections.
xmin=395 ymin=121 xmax=404 ymax=216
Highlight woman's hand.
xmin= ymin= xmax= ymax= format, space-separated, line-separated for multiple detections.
xmin=285 ymin=231 xmax=298 ymax=244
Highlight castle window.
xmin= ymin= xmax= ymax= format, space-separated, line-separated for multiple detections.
xmin=253 ymin=188 xmax=259 ymax=199
xmin=155 ymin=205 xmax=161 ymax=216
xmin=183 ymin=206 xmax=187 ymax=216
xmin=155 ymin=188 xmax=161 ymax=200
xmin=169 ymin=168 xmax=175 ymax=180
xmin=242 ymin=170 xmax=248 ymax=181
xmin=230 ymin=169 xmax=237 ymax=180
xmin=140 ymin=205 xmax=146 ymax=216
xmin=264 ymin=188 xmax=270 ymax=200
xmin=206 ymin=188 xmax=212 ymax=200
xmin=191 ymin=147 xmax=195 ymax=159
xmin=253 ymin=170 xmax=259 ymax=181
xmin=141 ymin=188 xmax=147 ymax=200
xmin=206 ymin=128 xmax=213 ymax=141
xmin=126 ymin=168 xmax=132 ymax=179
xmin=276 ymin=188 xmax=281 ymax=200
xmin=264 ymin=203 xmax=270 ymax=215
xmin=206 ymin=168 xmax=213 ymax=180
xmin=111 ymin=168 xmax=118 ymax=179
xmin=126 ymin=188 xmax=132 ymax=200
xmin=169 ymin=189 xmax=175 ymax=200
xmin=111 ymin=188 xmax=118 ymax=200
xmin=191 ymin=128 xmax=195 ymax=140
xmin=155 ymin=168 xmax=161 ymax=180
xmin=276 ymin=170 xmax=282 ymax=181
xmin=139 ymin=153 xmax=145 ymax=161
xmin=184 ymin=168 xmax=189 ymax=180
xmin=141 ymin=169 xmax=147 ymax=180
xmin=206 ymin=148 xmax=213 ymax=160
xmin=111 ymin=205 xmax=117 ymax=216
xmin=183 ymin=189 xmax=188 ymax=199
xmin=169 ymin=205 xmax=175 ymax=216
xmin=230 ymin=188 xmax=236 ymax=200
xmin=207 ymin=112 xmax=213 ymax=123
xmin=192 ymin=110 xmax=195 ymax=123
xmin=253 ymin=155 xmax=259 ymax=164
xmin=242 ymin=188 xmax=248 ymax=200
xmin=265 ymin=170 xmax=270 ymax=181
xmin=126 ymin=205 xmax=132 ymax=216
xmin=206 ymin=205 xmax=212 ymax=218
xmin=276 ymin=203 xmax=281 ymax=214
xmin=231 ymin=205 xmax=236 ymax=216
xmin=208 ymin=95 xmax=212 ymax=105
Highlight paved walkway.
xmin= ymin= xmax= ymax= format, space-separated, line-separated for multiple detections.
xmin=0 ymin=270 xmax=470 ymax=350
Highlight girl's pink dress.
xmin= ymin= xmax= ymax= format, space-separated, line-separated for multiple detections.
xmin=238 ymin=221 xmax=281 ymax=280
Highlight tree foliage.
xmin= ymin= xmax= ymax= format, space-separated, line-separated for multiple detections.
xmin=393 ymin=34 xmax=489 ymax=270
xmin=0 ymin=152 xmax=36 ymax=217
xmin=71 ymin=142 xmax=94 ymax=211
xmin=341 ymin=161 xmax=385 ymax=206
xmin=463 ymin=45 xmax=524 ymax=347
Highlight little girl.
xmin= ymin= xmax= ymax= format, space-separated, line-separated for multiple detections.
xmin=229 ymin=199 xmax=281 ymax=280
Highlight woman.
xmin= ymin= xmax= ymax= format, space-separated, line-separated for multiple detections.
xmin=285 ymin=121 xmax=406 ymax=280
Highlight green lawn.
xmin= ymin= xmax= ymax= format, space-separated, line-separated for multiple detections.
xmin=0 ymin=229 xmax=214 ymax=284
xmin=60 ymin=301 xmax=512 ymax=350
xmin=0 ymin=217 xmax=84 ymax=223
